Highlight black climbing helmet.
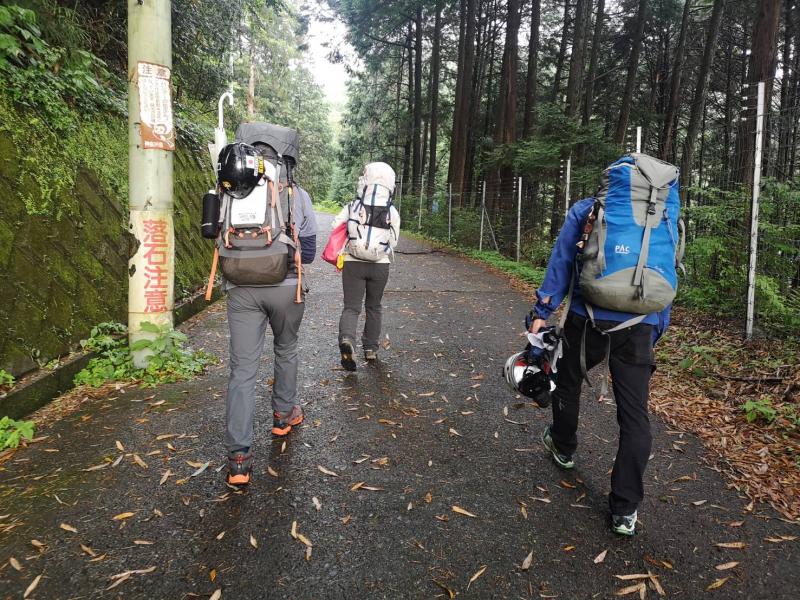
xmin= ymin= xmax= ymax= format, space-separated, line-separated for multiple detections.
xmin=216 ymin=142 xmax=266 ymax=199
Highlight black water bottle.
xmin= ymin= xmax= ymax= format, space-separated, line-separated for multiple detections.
xmin=201 ymin=191 xmax=220 ymax=239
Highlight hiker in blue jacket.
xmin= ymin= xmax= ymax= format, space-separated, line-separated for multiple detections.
xmin=529 ymin=195 xmax=672 ymax=536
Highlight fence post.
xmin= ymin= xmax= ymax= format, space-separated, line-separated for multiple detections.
xmin=479 ymin=180 xmax=486 ymax=252
xmin=397 ymin=173 xmax=403 ymax=214
xmin=516 ymin=176 xmax=522 ymax=262
xmin=418 ymin=175 xmax=425 ymax=230
xmin=746 ymin=81 xmax=766 ymax=340
xmin=564 ymin=155 xmax=572 ymax=218
xmin=448 ymin=183 xmax=452 ymax=243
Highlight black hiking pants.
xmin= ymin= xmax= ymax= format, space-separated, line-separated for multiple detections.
xmin=550 ymin=312 xmax=655 ymax=516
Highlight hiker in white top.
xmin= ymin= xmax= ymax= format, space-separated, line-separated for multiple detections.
xmin=332 ymin=162 xmax=401 ymax=371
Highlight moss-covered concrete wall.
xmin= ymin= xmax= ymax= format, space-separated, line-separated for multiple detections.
xmin=0 ymin=107 xmax=215 ymax=377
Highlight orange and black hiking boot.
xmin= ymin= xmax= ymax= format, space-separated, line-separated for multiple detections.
xmin=226 ymin=448 xmax=253 ymax=486
xmin=272 ymin=405 xmax=304 ymax=436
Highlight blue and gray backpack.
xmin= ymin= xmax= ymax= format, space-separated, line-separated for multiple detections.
xmin=579 ymin=153 xmax=685 ymax=320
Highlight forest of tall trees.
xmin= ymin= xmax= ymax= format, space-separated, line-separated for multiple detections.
xmin=331 ymin=0 xmax=800 ymax=333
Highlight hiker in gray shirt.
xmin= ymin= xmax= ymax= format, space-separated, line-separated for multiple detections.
xmin=213 ymin=125 xmax=317 ymax=486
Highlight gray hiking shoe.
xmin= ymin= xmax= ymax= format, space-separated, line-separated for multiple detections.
xmin=226 ymin=448 xmax=254 ymax=486
xmin=364 ymin=348 xmax=378 ymax=361
xmin=611 ymin=511 xmax=638 ymax=536
xmin=339 ymin=339 xmax=357 ymax=371
xmin=542 ymin=426 xmax=575 ymax=469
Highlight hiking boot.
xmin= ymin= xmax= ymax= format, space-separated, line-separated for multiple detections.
xmin=364 ymin=348 xmax=378 ymax=361
xmin=542 ymin=426 xmax=575 ymax=470
xmin=226 ymin=448 xmax=253 ymax=486
xmin=611 ymin=511 xmax=638 ymax=536
xmin=340 ymin=339 xmax=357 ymax=371
xmin=272 ymin=405 xmax=304 ymax=436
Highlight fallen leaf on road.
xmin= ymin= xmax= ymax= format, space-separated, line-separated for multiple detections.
xmin=297 ymin=533 xmax=313 ymax=548
xmin=312 ymin=497 xmax=322 ymax=511
xmin=728 ymin=521 xmax=744 ymax=527
xmin=209 ymin=568 xmax=217 ymax=582
xmin=132 ymin=454 xmax=148 ymax=469
xmin=113 ymin=512 xmax=135 ymax=521
xmin=765 ymin=536 xmax=797 ymax=543
xmin=425 ymin=491 xmax=432 ymax=503
xmin=521 ymin=550 xmax=533 ymax=571
xmin=448 ymin=427 xmax=462 ymax=437
xmin=615 ymin=583 xmax=646 ymax=597
xmin=615 ymin=574 xmax=651 ymax=580
xmin=467 ymin=565 xmax=487 ymax=589
xmin=560 ymin=480 xmax=576 ymax=489
xmin=83 ymin=462 xmax=109 ymax=472
xmin=432 ymin=579 xmax=456 ymax=598
xmin=532 ymin=497 xmax=551 ymax=503
xmin=250 ymin=535 xmax=257 ymax=549
xmin=351 ymin=482 xmax=365 ymax=491
xmin=30 ymin=540 xmax=45 ymax=552
xmin=115 ymin=441 xmax=125 ymax=452
xmin=563 ymin=545 xmax=575 ymax=552
xmin=210 ymin=590 xmax=221 ymax=600
xmin=434 ymin=514 xmax=449 ymax=522
xmin=341 ymin=515 xmax=351 ymax=525
xmin=80 ymin=544 xmax=97 ymax=557
xmin=216 ymin=531 xmax=225 ymax=540
xmin=706 ymin=577 xmax=730 ymax=590
xmin=159 ymin=469 xmax=172 ymax=485
xmin=59 ymin=523 xmax=77 ymax=533
xmin=23 ymin=574 xmax=42 ymax=598
xmin=267 ymin=466 xmax=279 ymax=477
xmin=648 ymin=571 xmax=665 ymax=596
xmin=9 ymin=556 xmax=21 ymax=571
xmin=714 ymin=542 xmax=746 ymax=549
xmin=317 ymin=465 xmax=338 ymax=477
xmin=692 ymin=500 xmax=708 ymax=506
xmin=186 ymin=460 xmax=206 ymax=468
xmin=715 ymin=562 xmax=739 ymax=570
xmin=594 ymin=549 xmax=608 ymax=564
xmin=452 ymin=505 xmax=477 ymax=518
xmin=190 ymin=462 xmax=210 ymax=477
xmin=134 ymin=540 xmax=153 ymax=545
xmin=291 ymin=520 xmax=297 ymax=539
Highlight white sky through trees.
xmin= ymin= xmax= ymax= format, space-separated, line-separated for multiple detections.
xmin=305 ymin=10 xmax=351 ymax=106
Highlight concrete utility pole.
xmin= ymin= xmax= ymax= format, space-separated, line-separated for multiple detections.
xmin=127 ymin=0 xmax=175 ymax=367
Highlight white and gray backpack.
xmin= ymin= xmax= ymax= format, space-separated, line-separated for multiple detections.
xmin=346 ymin=162 xmax=397 ymax=262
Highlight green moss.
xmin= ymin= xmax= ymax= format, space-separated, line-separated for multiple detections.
xmin=0 ymin=93 xmax=127 ymax=219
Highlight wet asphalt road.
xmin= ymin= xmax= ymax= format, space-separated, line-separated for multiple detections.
xmin=1 ymin=214 xmax=798 ymax=599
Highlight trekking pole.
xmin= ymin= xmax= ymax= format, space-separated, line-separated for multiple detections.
xmin=204 ymin=247 xmax=218 ymax=302
xmin=479 ymin=180 xmax=486 ymax=252
xmin=636 ymin=126 xmax=642 ymax=153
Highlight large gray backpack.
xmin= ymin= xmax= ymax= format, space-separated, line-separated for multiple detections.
xmin=216 ymin=123 xmax=300 ymax=286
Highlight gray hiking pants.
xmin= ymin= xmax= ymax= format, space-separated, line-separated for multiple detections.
xmin=338 ymin=261 xmax=390 ymax=351
xmin=225 ymin=285 xmax=305 ymax=451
